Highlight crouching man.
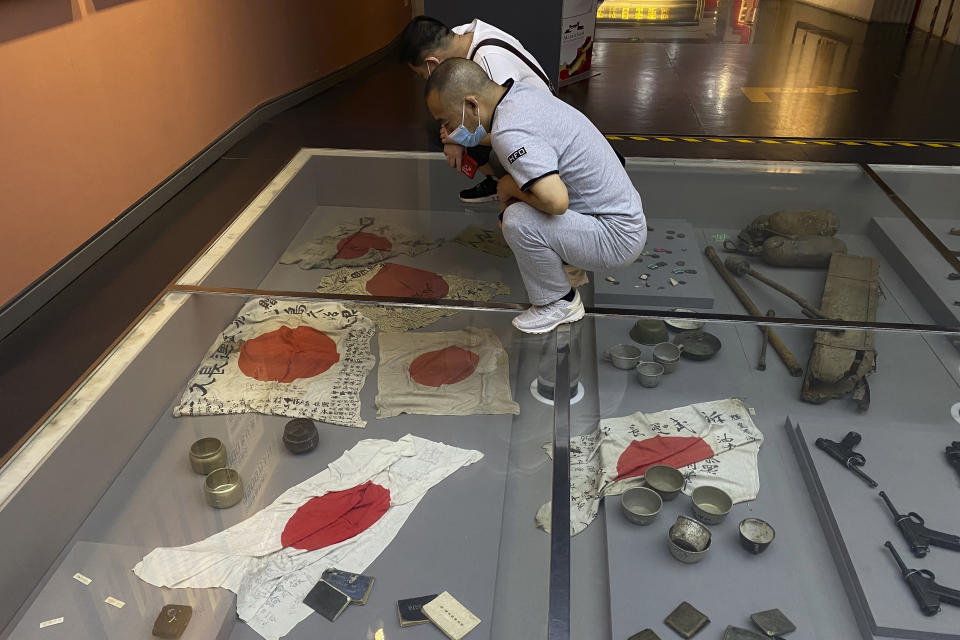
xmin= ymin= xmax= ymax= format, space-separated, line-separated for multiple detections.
xmin=424 ymin=58 xmax=647 ymax=333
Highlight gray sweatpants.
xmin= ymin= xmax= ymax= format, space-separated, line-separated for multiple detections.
xmin=501 ymin=201 xmax=647 ymax=305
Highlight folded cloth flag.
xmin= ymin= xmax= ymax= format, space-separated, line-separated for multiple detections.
xmin=315 ymin=262 xmax=508 ymax=333
xmin=134 ymin=435 xmax=482 ymax=640
xmin=536 ymin=398 xmax=763 ymax=535
xmin=172 ymin=299 xmax=376 ymax=428
xmin=376 ymin=327 xmax=520 ymax=418
xmin=280 ymin=217 xmax=441 ymax=269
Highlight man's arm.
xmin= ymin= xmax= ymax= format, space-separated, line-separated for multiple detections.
xmin=498 ymin=174 xmax=568 ymax=215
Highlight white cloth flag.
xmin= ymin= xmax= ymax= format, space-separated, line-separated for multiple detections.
xmin=536 ymin=398 xmax=763 ymax=535
xmin=134 ymin=435 xmax=482 ymax=640
xmin=376 ymin=327 xmax=520 ymax=418
xmin=172 ymin=299 xmax=375 ymax=428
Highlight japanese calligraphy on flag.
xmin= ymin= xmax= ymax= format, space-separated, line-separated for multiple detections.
xmin=536 ymin=398 xmax=763 ymax=535
xmin=280 ymin=217 xmax=441 ymax=269
xmin=315 ymin=262 xmax=509 ymax=333
xmin=134 ymin=435 xmax=482 ymax=640
xmin=376 ymin=327 xmax=520 ymax=418
xmin=172 ymin=299 xmax=375 ymax=428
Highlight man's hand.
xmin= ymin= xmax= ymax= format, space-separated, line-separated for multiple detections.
xmin=443 ymin=143 xmax=464 ymax=171
xmin=497 ymin=175 xmax=521 ymax=203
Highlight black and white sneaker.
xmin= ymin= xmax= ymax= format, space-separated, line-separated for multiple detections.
xmin=459 ymin=176 xmax=499 ymax=203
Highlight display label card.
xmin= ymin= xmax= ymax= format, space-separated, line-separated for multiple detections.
xmin=72 ymin=573 xmax=92 ymax=586
xmin=104 ymin=597 xmax=125 ymax=609
xmin=39 ymin=618 xmax=64 ymax=629
xmin=422 ymin=591 xmax=481 ymax=640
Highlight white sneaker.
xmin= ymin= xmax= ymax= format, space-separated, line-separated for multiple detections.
xmin=512 ymin=291 xmax=585 ymax=334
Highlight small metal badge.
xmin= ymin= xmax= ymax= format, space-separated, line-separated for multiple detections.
xmin=750 ymin=609 xmax=796 ymax=636
xmin=152 ymin=604 xmax=193 ymax=639
xmin=664 ymin=601 xmax=710 ymax=638
xmin=722 ymin=626 xmax=767 ymax=640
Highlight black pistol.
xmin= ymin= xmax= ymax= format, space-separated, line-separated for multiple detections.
xmin=948 ymin=442 xmax=960 ymax=481
xmin=885 ymin=541 xmax=960 ymax=616
xmin=879 ymin=491 xmax=960 ymax=557
xmin=814 ymin=432 xmax=878 ymax=487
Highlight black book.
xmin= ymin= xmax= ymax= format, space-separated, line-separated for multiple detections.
xmin=303 ymin=580 xmax=350 ymax=623
xmin=397 ymin=594 xmax=438 ymax=628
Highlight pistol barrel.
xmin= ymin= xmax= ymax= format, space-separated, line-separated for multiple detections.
xmin=885 ymin=541 xmax=909 ymax=574
xmin=879 ymin=491 xmax=900 ymax=517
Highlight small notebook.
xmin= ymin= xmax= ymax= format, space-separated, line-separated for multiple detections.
xmin=397 ymin=594 xmax=438 ymax=628
xmin=303 ymin=580 xmax=350 ymax=623
xmin=422 ymin=591 xmax=481 ymax=640
xmin=321 ymin=569 xmax=375 ymax=604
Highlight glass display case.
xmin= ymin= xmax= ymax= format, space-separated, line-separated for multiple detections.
xmin=1 ymin=150 xmax=958 ymax=640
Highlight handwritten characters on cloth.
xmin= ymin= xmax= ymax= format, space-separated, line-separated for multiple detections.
xmin=173 ymin=299 xmax=375 ymax=428
xmin=280 ymin=217 xmax=441 ymax=269
xmin=134 ymin=435 xmax=482 ymax=640
xmin=536 ymin=398 xmax=763 ymax=535
xmin=315 ymin=263 xmax=509 ymax=333
xmin=376 ymin=328 xmax=520 ymax=418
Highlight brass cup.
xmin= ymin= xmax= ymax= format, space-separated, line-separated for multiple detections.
xmin=189 ymin=437 xmax=227 ymax=475
xmin=204 ymin=468 xmax=243 ymax=509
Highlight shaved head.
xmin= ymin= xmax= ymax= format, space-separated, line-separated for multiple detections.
xmin=424 ymin=58 xmax=503 ymax=137
xmin=425 ymin=58 xmax=497 ymax=110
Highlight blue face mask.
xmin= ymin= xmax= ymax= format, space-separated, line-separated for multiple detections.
xmin=448 ymin=101 xmax=487 ymax=147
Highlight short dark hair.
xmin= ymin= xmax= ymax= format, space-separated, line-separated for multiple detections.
xmin=398 ymin=16 xmax=453 ymax=66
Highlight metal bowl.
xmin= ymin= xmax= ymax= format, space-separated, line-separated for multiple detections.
xmin=665 ymin=309 xmax=705 ymax=331
xmin=673 ymin=330 xmax=722 ymax=361
xmin=630 ymin=319 xmax=669 ymax=345
xmin=739 ymin=518 xmax=776 ymax=554
xmin=604 ymin=344 xmax=644 ymax=370
xmin=636 ymin=361 xmax=665 ymax=388
xmin=691 ymin=485 xmax=733 ymax=525
xmin=189 ymin=437 xmax=227 ymax=475
xmin=621 ymin=487 xmax=663 ymax=525
xmin=204 ymin=468 xmax=244 ymax=509
xmin=645 ymin=465 xmax=685 ymax=501
xmin=669 ymin=515 xmax=712 ymax=563
xmin=653 ymin=342 xmax=683 ymax=374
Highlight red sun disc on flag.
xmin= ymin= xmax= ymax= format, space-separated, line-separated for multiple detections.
xmin=238 ymin=326 xmax=340 ymax=383
xmin=281 ymin=481 xmax=392 ymax=551
xmin=364 ymin=263 xmax=449 ymax=299
xmin=334 ymin=232 xmax=392 ymax=259
xmin=409 ymin=346 xmax=480 ymax=387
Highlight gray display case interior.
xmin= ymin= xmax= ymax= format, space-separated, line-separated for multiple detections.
xmin=4 ymin=151 xmax=960 ymax=640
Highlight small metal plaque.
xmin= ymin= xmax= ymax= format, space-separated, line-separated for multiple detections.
xmin=628 ymin=629 xmax=662 ymax=640
xmin=664 ymin=601 xmax=710 ymax=638
xmin=750 ymin=609 xmax=796 ymax=637
xmin=722 ymin=626 xmax=767 ymax=640
xmin=152 ymin=604 xmax=192 ymax=639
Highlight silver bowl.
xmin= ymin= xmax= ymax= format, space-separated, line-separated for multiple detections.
xmin=739 ymin=518 xmax=776 ymax=554
xmin=668 ymin=515 xmax=712 ymax=563
xmin=604 ymin=344 xmax=644 ymax=370
xmin=645 ymin=465 xmax=685 ymax=501
xmin=636 ymin=361 xmax=665 ymax=388
xmin=652 ymin=342 xmax=683 ymax=374
xmin=621 ymin=487 xmax=663 ymax=525
xmin=691 ymin=485 xmax=733 ymax=525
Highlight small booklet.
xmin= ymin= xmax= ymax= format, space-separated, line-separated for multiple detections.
xmin=321 ymin=569 xmax=375 ymax=605
xmin=397 ymin=594 xmax=438 ymax=628
xmin=303 ymin=580 xmax=350 ymax=623
xmin=422 ymin=591 xmax=481 ymax=640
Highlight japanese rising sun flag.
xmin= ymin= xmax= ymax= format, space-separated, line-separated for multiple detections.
xmin=134 ymin=435 xmax=482 ymax=640
xmin=536 ymin=398 xmax=763 ymax=535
